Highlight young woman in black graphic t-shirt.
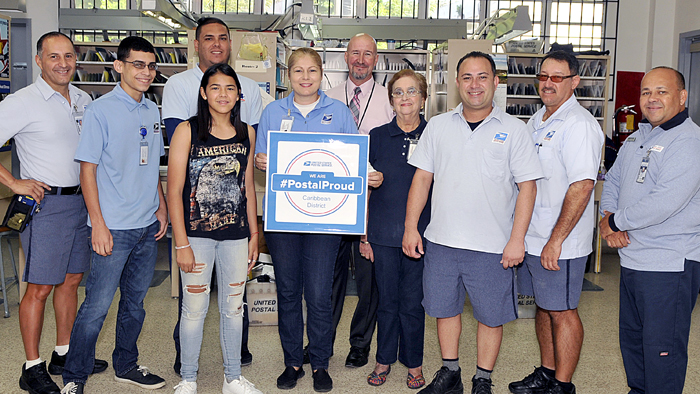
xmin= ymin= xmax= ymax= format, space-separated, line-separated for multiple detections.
xmin=167 ymin=63 xmax=261 ymax=394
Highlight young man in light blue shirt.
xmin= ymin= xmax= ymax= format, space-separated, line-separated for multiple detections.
xmin=61 ymin=36 xmax=168 ymax=394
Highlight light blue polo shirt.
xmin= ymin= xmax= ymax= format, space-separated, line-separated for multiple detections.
xmin=408 ymin=103 xmax=543 ymax=253
xmin=75 ymin=83 xmax=164 ymax=230
xmin=255 ymin=90 xmax=358 ymax=155
xmin=525 ymin=95 xmax=604 ymax=259
xmin=162 ymin=64 xmax=262 ymax=127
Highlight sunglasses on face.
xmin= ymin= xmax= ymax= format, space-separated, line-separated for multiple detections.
xmin=535 ymin=74 xmax=576 ymax=83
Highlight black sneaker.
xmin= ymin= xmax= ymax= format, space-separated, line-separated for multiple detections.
xmin=114 ymin=365 xmax=166 ymax=389
xmin=241 ymin=349 xmax=253 ymax=366
xmin=19 ymin=362 xmax=61 ymax=394
xmin=312 ymin=368 xmax=333 ymax=392
xmin=543 ymin=380 xmax=576 ymax=394
xmin=60 ymin=382 xmax=84 ymax=394
xmin=418 ymin=366 xmax=463 ymax=394
xmin=48 ymin=351 xmax=109 ymax=375
xmin=509 ymin=367 xmax=554 ymax=394
xmin=472 ymin=376 xmax=493 ymax=394
xmin=277 ymin=366 xmax=305 ymax=389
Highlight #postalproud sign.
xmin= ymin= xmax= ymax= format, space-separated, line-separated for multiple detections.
xmin=264 ymin=131 xmax=369 ymax=234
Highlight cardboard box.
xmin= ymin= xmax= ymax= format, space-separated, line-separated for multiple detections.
xmin=247 ymin=281 xmax=278 ymax=326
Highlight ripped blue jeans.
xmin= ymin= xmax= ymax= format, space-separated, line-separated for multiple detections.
xmin=179 ymin=237 xmax=248 ymax=382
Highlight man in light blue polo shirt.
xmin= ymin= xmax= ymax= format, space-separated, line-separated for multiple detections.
xmin=403 ymin=52 xmax=542 ymax=394
xmin=61 ymin=36 xmax=168 ymax=394
xmin=510 ymin=51 xmax=604 ymax=394
xmin=162 ymin=16 xmax=263 ymax=373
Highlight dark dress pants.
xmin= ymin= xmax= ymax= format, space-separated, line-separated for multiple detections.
xmin=331 ymin=235 xmax=379 ymax=349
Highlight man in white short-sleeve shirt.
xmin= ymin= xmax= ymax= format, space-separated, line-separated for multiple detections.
xmin=161 ymin=17 xmax=262 ymax=373
xmin=510 ymin=51 xmax=604 ymax=394
xmin=0 ymin=32 xmax=109 ymax=394
xmin=403 ymin=52 xmax=542 ymax=394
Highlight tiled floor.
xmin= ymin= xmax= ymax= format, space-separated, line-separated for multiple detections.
xmin=1 ymin=244 xmax=699 ymax=393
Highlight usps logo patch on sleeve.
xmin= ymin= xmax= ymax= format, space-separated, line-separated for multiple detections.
xmin=493 ymin=132 xmax=508 ymax=144
xmin=321 ymin=114 xmax=333 ymax=124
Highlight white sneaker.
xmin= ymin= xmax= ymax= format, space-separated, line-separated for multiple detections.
xmin=222 ymin=375 xmax=263 ymax=394
xmin=174 ymin=380 xmax=197 ymax=394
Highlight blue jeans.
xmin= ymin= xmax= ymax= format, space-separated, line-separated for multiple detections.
xmin=62 ymin=222 xmax=159 ymax=384
xmin=180 ymin=237 xmax=248 ymax=382
xmin=372 ymin=243 xmax=425 ymax=368
xmin=264 ymin=231 xmax=341 ymax=370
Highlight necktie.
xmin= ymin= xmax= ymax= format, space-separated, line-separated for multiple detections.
xmin=349 ymin=86 xmax=362 ymax=126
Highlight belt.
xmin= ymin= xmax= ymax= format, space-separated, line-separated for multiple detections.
xmin=45 ymin=185 xmax=82 ymax=195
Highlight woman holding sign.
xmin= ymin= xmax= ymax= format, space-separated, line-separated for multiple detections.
xmin=254 ymin=48 xmax=358 ymax=392
xmin=167 ymin=64 xmax=261 ymax=394
xmin=362 ymin=69 xmax=430 ymax=389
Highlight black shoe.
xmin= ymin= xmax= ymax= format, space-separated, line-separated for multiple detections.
xmin=313 ymin=368 xmax=333 ymax=392
xmin=114 ymin=365 xmax=166 ymax=389
xmin=47 ymin=351 xmax=109 ymax=376
xmin=418 ymin=366 xmax=463 ymax=394
xmin=472 ymin=376 xmax=493 ymax=394
xmin=241 ymin=349 xmax=253 ymax=366
xmin=544 ymin=380 xmax=576 ymax=394
xmin=60 ymin=382 xmax=84 ymax=394
xmin=303 ymin=344 xmax=311 ymax=364
xmin=509 ymin=367 xmax=554 ymax=394
xmin=19 ymin=362 xmax=60 ymax=394
xmin=277 ymin=366 xmax=305 ymax=390
xmin=344 ymin=346 xmax=369 ymax=368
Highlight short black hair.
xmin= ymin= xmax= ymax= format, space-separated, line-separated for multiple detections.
xmin=456 ymin=51 xmax=496 ymax=76
xmin=196 ymin=17 xmax=229 ymax=41
xmin=117 ymin=36 xmax=155 ymax=61
xmin=37 ymin=31 xmax=73 ymax=57
xmin=541 ymin=50 xmax=580 ymax=75
xmin=651 ymin=66 xmax=686 ymax=90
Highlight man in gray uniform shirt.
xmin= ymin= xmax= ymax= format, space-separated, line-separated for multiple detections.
xmin=600 ymin=67 xmax=700 ymax=394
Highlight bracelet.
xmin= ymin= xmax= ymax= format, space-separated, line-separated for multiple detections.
xmin=175 ymin=244 xmax=191 ymax=250
xmin=251 ymin=231 xmax=259 ymax=236
xmin=361 ymin=241 xmax=369 ymax=245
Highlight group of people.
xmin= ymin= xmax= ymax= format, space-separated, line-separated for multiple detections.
xmin=1 ymin=15 xmax=699 ymax=394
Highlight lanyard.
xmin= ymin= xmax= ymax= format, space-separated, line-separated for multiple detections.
xmin=345 ymin=81 xmax=375 ymax=131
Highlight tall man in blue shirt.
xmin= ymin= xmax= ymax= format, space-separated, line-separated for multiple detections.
xmin=162 ymin=17 xmax=263 ymax=373
xmin=600 ymin=67 xmax=700 ymax=394
xmin=61 ymin=36 xmax=168 ymax=394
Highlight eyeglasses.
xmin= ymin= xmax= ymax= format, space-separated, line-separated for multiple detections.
xmin=392 ymin=88 xmax=422 ymax=98
xmin=535 ymin=74 xmax=576 ymax=83
xmin=123 ymin=60 xmax=159 ymax=71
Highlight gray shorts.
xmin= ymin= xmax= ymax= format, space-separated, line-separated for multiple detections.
xmin=517 ymin=253 xmax=587 ymax=311
xmin=422 ymin=241 xmax=518 ymax=327
xmin=20 ymin=194 xmax=90 ymax=285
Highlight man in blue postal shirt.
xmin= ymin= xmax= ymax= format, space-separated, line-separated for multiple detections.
xmin=61 ymin=36 xmax=168 ymax=394
xmin=600 ymin=67 xmax=700 ymax=394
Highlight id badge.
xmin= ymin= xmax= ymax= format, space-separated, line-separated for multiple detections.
xmin=407 ymin=139 xmax=419 ymax=160
xmin=636 ymin=155 xmax=650 ymax=183
xmin=72 ymin=110 xmax=84 ymax=134
xmin=280 ymin=117 xmax=294 ymax=132
xmin=140 ymin=140 xmax=149 ymax=166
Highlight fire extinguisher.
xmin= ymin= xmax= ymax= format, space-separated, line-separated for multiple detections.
xmin=612 ymin=104 xmax=637 ymax=148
